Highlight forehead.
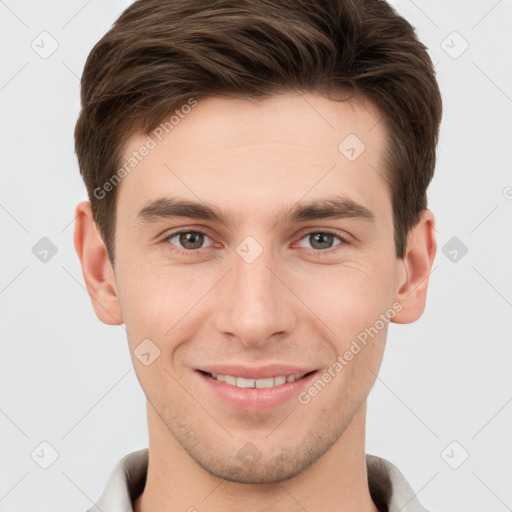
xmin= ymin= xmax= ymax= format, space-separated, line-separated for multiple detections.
xmin=116 ymin=91 xmax=390 ymax=224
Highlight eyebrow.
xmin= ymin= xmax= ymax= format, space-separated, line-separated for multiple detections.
xmin=136 ymin=195 xmax=375 ymax=226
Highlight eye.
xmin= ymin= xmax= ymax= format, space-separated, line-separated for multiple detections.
xmin=164 ymin=230 xmax=214 ymax=253
xmin=297 ymin=230 xmax=348 ymax=251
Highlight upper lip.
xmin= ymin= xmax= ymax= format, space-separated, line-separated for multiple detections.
xmin=198 ymin=364 xmax=317 ymax=380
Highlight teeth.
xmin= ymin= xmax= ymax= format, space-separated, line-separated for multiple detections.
xmin=236 ymin=377 xmax=255 ymax=388
xmin=208 ymin=372 xmax=306 ymax=388
xmin=224 ymin=375 xmax=237 ymax=386
xmin=255 ymin=377 xmax=274 ymax=388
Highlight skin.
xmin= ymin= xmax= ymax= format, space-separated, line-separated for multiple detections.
xmin=74 ymin=91 xmax=436 ymax=512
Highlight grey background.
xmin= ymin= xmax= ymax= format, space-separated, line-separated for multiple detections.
xmin=1 ymin=1 xmax=511 ymax=511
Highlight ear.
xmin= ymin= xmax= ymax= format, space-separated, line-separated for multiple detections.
xmin=391 ymin=209 xmax=437 ymax=324
xmin=73 ymin=201 xmax=123 ymax=325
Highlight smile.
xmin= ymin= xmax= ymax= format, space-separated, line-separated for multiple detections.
xmin=206 ymin=372 xmax=308 ymax=388
xmin=196 ymin=365 xmax=319 ymax=411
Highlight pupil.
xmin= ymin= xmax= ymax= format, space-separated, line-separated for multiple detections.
xmin=312 ymin=233 xmax=332 ymax=250
xmin=180 ymin=232 xmax=203 ymax=249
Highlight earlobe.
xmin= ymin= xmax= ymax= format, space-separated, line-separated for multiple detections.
xmin=73 ymin=201 xmax=124 ymax=325
xmin=391 ymin=210 xmax=437 ymax=324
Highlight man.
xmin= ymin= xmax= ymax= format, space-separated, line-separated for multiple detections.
xmin=73 ymin=0 xmax=442 ymax=510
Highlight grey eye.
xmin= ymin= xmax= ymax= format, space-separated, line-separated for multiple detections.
xmin=167 ymin=231 xmax=212 ymax=251
xmin=298 ymin=232 xmax=343 ymax=250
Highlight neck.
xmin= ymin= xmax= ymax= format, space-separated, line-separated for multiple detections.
xmin=134 ymin=402 xmax=379 ymax=512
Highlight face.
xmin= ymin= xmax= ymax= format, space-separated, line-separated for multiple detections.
xmin=110 ymin=91 xmax=404 ymax=483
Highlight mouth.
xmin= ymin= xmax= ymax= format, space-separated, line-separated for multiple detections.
xmin=198 ymin=370 xmax=317 ymax=389
xmin=195 ymin=367 xmax=319 ymax=411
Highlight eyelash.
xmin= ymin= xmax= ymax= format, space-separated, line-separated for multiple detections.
xmin=163 ymin=229 xmax=349 ymax=257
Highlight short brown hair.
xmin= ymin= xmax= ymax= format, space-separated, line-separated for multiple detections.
xmin=74 ymin=0 xmax=442 ymax=261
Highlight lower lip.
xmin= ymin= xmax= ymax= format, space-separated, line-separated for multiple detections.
xmin=196 ymin=370 xmax=318 ymax=411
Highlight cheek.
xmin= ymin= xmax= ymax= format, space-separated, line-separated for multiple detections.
xmin=115 ymin=260 xmax=173 ymax=342
xmin=116 ymin=259 xmax=210 ymax=365
xmin=303 ymin=259 xmax=396 ymax=332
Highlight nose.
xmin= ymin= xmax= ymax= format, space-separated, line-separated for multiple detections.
xmin=214 ymin=247 xmax=298 ymax=349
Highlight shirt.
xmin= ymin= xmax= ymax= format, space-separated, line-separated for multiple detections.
xmin=85 ymin=448 xmax=429 ymax=512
